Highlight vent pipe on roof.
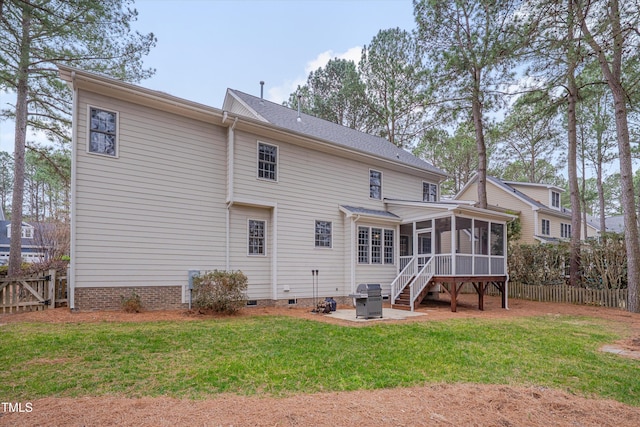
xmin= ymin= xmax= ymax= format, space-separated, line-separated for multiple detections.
xmin=296 ymin=91 xmax=302 ymax=123
xmin=259 ymin=81 xmax=264 ymax=104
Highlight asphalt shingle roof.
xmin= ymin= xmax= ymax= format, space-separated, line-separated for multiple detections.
xmin=228 ymin=89 xmax=447 ymax=176
xmin=340 ymin=206 xmax=401 ymax=220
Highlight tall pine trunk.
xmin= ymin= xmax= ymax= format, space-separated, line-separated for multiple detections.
xmin=472 ymin=71 xmax=488 ymax=209
xmin=567 ymin=0 xmax=581 ymax=287
xmin=576 ymin=0 xmax=640 ymax=312
xmin=8 ymin=4 xmax=31 ymax=277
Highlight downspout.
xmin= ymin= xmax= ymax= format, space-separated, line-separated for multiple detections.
xmin=350 ymin=214 xmax=361 ymax=294
xmin=225 ymin=115 xmax=238 ymax=270
xmin=272 ymin=204 xmax=278 ymax=300
xmin=69 ymin=72 xmax=78 ymax=311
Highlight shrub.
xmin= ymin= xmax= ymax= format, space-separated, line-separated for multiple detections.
xmin=508 ymin=243 xmax=568 ymax=285
xmin=192 ymin=270 xmax=248 ymax=314
xmin=582 ymin=236 xmax=627 ymax=289
xmin=121 ymin=291 xmax=143 ymax=313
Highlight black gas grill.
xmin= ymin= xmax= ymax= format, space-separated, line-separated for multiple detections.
xmin=349 ymin=283 xmax=383 ymax=319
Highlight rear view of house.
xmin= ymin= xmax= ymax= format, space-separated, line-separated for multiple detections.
xmin=60 ymin=66 xmax=513 ymax=311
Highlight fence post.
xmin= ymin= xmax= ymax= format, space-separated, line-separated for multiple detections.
xmin=48 ymin=268 xmax=56 ymax=309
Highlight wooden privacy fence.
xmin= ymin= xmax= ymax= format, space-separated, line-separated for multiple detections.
xmin=0 ymin=269 xmax=68 ymax=314
xmin=484 ymin=281 xmax=628 ymax=310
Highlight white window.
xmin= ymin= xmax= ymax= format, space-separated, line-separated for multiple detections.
xmin=258 ymin=142 xmax=278 ymax=181
xmin=315 ymin=221 xmax=332 ymax=248
xmin=369 ymin=170 xmax=382 ymax=199
xmin=541 ymin=219 xmax=550 ymax=236
xmin=561 ymin=223 xmax=571 ymax=238
xmin=551 ymin=191 xmax=560 ymax=209
xmin=358 ymin=226 xmax=395 ymax=265
xmin=7 ymin=224 xmax=34 ymax=239
xmin=358 ymin=227 xmax=369 ymax=263
xmin=88 ymin=107 xmax=118 ymax=157
xmin=384 ymin=230 xmax=394 ymax=264
xmin=423 ymin=182 xmax=438 ymax=202
xmin=248 ymin=220 xmax=266 ymax=255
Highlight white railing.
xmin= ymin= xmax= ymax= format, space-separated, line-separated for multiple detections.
xmin=399 ymin=255 xmax=413 ymax=272
xmin=390 ymin=256 xmax=416 ymax=302
xmin=433 ymin=254 xmax=452 ymax=275
xmin=409 ymin=257 xmax=435 ymax=312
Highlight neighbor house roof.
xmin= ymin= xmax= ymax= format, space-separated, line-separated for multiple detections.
xmin=605 ymin=215 xmax=625 ymax=233
xmin=224 ymin=89 xmax=447 ymax=178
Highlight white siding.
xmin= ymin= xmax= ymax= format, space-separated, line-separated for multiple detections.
xmin=74 ymin=91 xmax=227 ymax=289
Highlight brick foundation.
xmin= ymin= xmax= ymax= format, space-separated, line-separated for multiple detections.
xmin=75 ymin=286 xmax=186 ymax=311
xmin=74 ymin=286 xmax=358 ymax=311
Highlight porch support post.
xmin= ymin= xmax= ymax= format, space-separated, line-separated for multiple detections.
xmin=412 ymin=221 xmax=417 ymax=276
xmin=450 ymin=280 xmax=458 ymax=312
xmin=451 ymin=215 xmax=456 ymax=276
xmin=478 ymin=282 xmax=484 ymax=311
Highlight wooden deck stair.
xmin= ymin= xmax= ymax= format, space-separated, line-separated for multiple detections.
xmin=391 ymin=276 xmax=435 ymax=311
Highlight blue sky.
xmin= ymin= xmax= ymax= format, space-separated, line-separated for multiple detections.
xmin=131 ymin=0 xmax=416 ymax=105
xmin=0 ymin=0 xmax=416 ymax=152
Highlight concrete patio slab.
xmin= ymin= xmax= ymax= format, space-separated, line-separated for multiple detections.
xmin=324 ymin=308 xmax=427 ymax=322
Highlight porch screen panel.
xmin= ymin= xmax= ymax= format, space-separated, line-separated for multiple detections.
xmin=474 ymin=220 xmax=489 ymax=255
xmin=456 ymin=217 xmax=472 ymax=254
xmin=490 ymin=223 xmax=505 ymax=256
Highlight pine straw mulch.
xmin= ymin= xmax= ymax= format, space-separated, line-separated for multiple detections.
xmin=2 ymin=295 xmax=640 ymax=427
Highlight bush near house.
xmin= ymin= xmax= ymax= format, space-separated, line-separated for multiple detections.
xmin=192 ymin=270 xmax=248 ymax=314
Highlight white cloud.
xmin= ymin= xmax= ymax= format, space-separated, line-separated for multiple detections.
xmin=267 ymin=46 xmax=362 ymax=104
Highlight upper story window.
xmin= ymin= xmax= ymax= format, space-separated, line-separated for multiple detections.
xmin=257 ymin=142 xmax=278 ymax=181
xmin=551 ymin=191 xmax=560 ymax=209
xmin=248 ymin=219 xmax=266 ymax=255
xmin=88 ymin=107 xmax=118 ymax=157
xmin=423 ymin=182 xmax=438 ymax=202
xmin=541 ymin=219 xmax=550 ymax=236
xmin=314 ymin=220 xmax=332 ymax=248
xmin=7 ymin=224 xmax=34 ymax=239
xmin=369 ymin=170 xmax=382 ymax=199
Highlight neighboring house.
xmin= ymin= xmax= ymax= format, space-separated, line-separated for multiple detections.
xmin=0 ymin=210 xmax=47 ymax=265
xmin=455 ymin=175 xmax=600 ymax=244
xmin=58 ymin=65 xmax=514 ymax=312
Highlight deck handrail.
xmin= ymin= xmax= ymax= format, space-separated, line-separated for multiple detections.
xmin=390 ymin=256 xmax=416 ymax=302
xmin=409 ymin=257 xmax=435 ymax=311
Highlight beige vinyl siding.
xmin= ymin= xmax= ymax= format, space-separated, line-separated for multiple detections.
xmin=74 ymin=90 xmax=227 ymax=289
xmin=231 ymin=130 xmax=419 ymax=298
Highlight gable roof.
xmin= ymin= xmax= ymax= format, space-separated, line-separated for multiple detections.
xmin=224 ymin=89 xmax=447 ymax=178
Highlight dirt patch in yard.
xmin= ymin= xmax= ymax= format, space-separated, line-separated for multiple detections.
xmin=2 ymin=294 xmax=640 ymax=427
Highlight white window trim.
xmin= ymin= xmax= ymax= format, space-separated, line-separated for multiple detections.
xmin=7 ymin=224 xmax=34 ymax=239
xmin=422 ymin=181 xmax=438 ymax=202
xmin=550 ymin=190 xmax=561 ymax=210
xmin=541 ymin=219 xmax=550 ymax=236
xmin=369 ymin=169 xmax=382 ymax=200
xmin=256 ymin=141 xmax=279 ymax=182
xmin=357 ymin=226 xmax=395 ymax=265
xmin=247 ymin=219 xmax=267 ymax=256
xmin=314 ymin=220 xmax=333 ymax=249
xmin=86 ymin=105 xmax=119 ymax=158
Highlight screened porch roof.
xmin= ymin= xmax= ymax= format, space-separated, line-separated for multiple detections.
xmin=384 ymin=199 xmax=517 ymax=223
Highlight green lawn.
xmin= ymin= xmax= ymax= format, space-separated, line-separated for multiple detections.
xmin=1 ymin=315 xmax=638 ymax=405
